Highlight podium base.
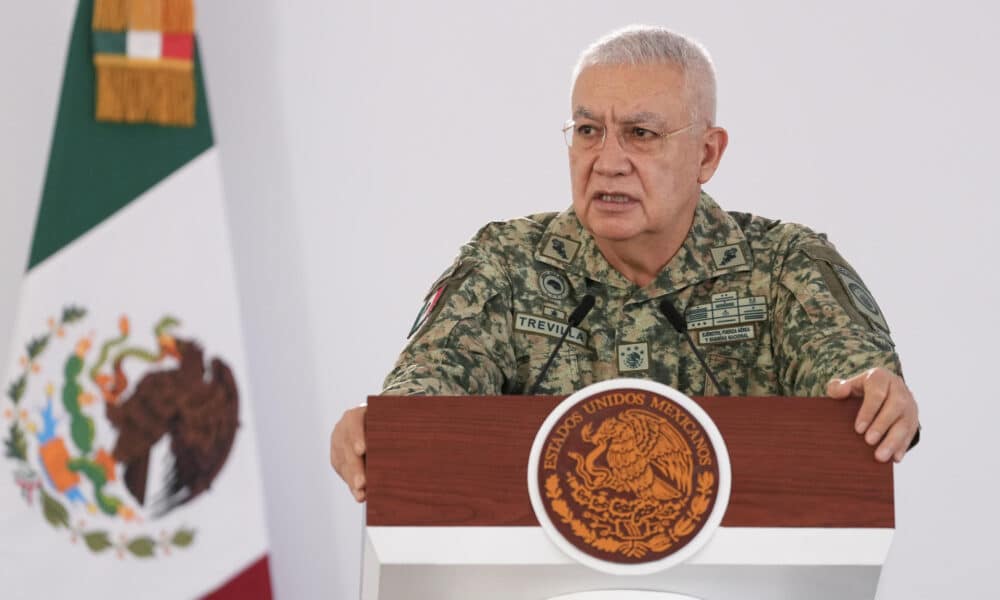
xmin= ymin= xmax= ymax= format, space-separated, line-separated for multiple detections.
xmin=362 ymin=526 xmax=889 ymax=600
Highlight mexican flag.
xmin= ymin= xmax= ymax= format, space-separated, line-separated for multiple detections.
xmin=0 ymin=1 xmax=272 ymax=598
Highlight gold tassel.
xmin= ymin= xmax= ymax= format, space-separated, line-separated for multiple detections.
xmin=92 ymin=0 xmax=128 ymax=30
xmin=162 ymin=0 xmax=195 ymax=34
xmin=94 ymin=55 xmax=195 ymax=127
xmin=128 ymin=0 xmax=163 ymax=31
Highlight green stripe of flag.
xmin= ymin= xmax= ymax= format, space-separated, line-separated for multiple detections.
xmin=29 ymin=0 xmax=213 ymax=270
xmin=91 ymin=31 xmax=126 ymax=55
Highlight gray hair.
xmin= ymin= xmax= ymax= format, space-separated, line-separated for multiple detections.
xmin=572 ymin=25 xmax=718 ymax=125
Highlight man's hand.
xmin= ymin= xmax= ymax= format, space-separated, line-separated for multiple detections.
xmin=827 ymin=368 xmax=919 ymax=463
xmin=330 ymin=405 xmax=367 ymax=502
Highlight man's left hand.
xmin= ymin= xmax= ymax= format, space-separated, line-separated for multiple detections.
xmin=827 ymin=368 xmax=919 ymax=463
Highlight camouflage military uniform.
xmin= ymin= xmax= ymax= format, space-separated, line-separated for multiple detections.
xmin=383 ymin=193 xmax=900 ymax=397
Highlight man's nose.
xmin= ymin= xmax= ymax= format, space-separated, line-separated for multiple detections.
xmin=593 ymin=130 xmax=632 ymax=176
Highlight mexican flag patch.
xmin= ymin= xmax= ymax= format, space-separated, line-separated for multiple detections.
xmin=408 ymin=285 xmax=446 ymax=339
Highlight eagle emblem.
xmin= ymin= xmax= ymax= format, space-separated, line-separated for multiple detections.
xmin=530 ymin=383 xmax=728 ymax=572
xmin=569 ymin=409 xmax=693 ymax=502
xmin=2 ymin=306 xmax=240 ymax=558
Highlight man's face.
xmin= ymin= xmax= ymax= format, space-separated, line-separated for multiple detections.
xmin=569 ymin=63 xmax=716 ymax=246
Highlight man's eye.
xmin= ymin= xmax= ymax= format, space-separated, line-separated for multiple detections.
xmin=631 ymin=127 xmax=657 ymax=139
xmin=577 ymin=124 xmax=601 ymax=137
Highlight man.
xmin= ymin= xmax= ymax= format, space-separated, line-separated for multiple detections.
xmin=331 ymin=26 xmax=919 ymax=503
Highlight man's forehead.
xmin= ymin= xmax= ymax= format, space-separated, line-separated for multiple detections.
xmin=571 ymin=63 xmax=689 ymax=120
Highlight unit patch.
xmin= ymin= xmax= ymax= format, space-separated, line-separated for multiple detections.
xmin=686 ymin=292 xmax=767 ymax=331
xmin=539 ymin=270 xmax=570 ymax=299
xmin=710 ymin=244 xmax=747 ymax=270
xmin=617 ymin=342 xmax=649 ymax=373
xmin=515 ymin=313 xmax=588 ymax=347
xmin=408 ymin=285 xmax=446 ymax=339
xmin=698 ymin=325 xmax=755 ymax=345
xmin=832 ymin=264 xmax=890 ymax=333
xmin=541 ymin=235 xmax=581 ymax=264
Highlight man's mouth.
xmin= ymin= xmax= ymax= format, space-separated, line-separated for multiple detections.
xmin=593 ymin=192 xmax=639 ymax=206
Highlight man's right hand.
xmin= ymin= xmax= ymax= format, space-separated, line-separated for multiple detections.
xmin=330 ymin=405 xmax=367 ymax=502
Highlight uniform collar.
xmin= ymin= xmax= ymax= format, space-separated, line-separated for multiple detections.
xmin=534 ymin=192 xmax=752 ymax=300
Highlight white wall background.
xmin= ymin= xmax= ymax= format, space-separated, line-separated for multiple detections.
xmin=2 ymin=1 xmax=998 ymax=598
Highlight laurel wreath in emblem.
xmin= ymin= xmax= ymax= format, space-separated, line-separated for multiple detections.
xmin=545 ymin=470 xmax=714 ymax=558
xmin=2 ymin=306 xmax=239 ymax=559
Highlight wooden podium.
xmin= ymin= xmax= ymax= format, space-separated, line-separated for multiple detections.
xmin=362 ymin=395 xmax=894 ymax=600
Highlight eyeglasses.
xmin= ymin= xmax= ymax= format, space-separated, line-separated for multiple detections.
xmin=562 ymin=119 xmax=695 ymax=155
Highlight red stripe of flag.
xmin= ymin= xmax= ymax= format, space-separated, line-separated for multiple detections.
xmin=201 ymin=555 xmax=273 ymax=600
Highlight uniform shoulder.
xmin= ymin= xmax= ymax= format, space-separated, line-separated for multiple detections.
xmin=727 ymin=210 xmax=832 ymax=254
xmin=465 ymin=211 xmax=559 ymax=253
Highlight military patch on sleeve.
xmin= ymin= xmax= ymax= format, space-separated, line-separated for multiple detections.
xmin=408 ymin=285 xmax=446 ymax=339
xmin=831 ymin=264 xmax=891 ymax=334
xmin=801 ymin=245 xmax=891 ymax=335
xmin=710 ymin=244 xmax=747 ymax=270
xmin=405 ymin=260 xmax=474 ymax=339
xmin=541 ymin=235 xmax=580 ymax=264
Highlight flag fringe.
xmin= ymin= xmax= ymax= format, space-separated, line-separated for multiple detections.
xmin=128 ymin=0 xmax=162 ymax=31
xmin=162 ymin=0 xmax=195 ymax=34
xmin=95 ymin=56 xmax=195 ymax=127
xmin=93 ymin=0 xmax=128 ymax=30
xmin=92 ymin=0 xmax=195 ymax=33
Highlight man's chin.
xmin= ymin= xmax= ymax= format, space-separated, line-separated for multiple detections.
xmin=586 ymin=221 xmax=645 ymax=244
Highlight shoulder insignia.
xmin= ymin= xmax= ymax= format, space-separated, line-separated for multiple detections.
xmin=801 ymin=245 xmax=891 ymax=335
xmin=406 ymin=260 xmax=475 ymax=339
xmin=831 ymin=263 xmax=890 ymax=333
xmin=408 ymin=285 xmax=446 ymax=339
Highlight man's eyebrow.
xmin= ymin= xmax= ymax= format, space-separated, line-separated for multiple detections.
xmin=618 ymin=111 xmax=666 ymax=125
xmin=572 ymin=107 xmax=666 ymax=125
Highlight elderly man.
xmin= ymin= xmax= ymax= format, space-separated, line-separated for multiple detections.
xmin=331 ymin=26 xmax=919 ymax=502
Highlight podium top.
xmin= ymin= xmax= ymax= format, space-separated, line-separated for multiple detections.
xmin=366 ymin=395 xmax=893 ymax=529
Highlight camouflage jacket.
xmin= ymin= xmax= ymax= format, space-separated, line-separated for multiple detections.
xmin=383 ymin=193 xmax=900 ymax=397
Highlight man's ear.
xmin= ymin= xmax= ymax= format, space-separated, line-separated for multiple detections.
xmin=698 ymin=126 xmax=729 ymax=184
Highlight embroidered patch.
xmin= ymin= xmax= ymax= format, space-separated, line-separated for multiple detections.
xmin=539 ymin=271 xmax=570 ymax=299
xmin=687 ymin=292 xmax=767 ymax=331
xmin=541 ymin=236 xmax=580 ymax=264
xmin=408 ymin=285 xmax=445 ymax=338
xmin=617 ymin=342 xmax=649 ymax=372
xmin=710 ymin=244 xmax=747 ymax=270
xmin=698 ymin=325 xmax=755 ymax=345
xmin=514 ymin=313 xmax=588 ymax=347
xmin=832 ymin=264 xmax=890 ymax=333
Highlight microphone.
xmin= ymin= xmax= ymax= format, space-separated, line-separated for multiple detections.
xmin=659 ymin=299 xmax=729 ymax=396
xmin=528 ymin=294 xmax=596 ymax=395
